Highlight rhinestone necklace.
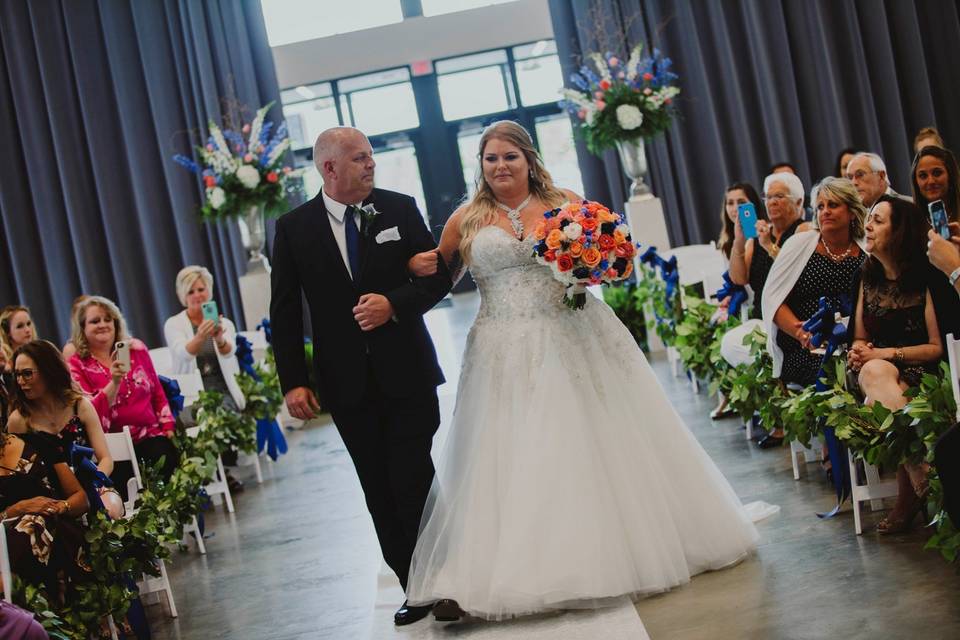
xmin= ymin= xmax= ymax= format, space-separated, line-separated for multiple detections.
xmin=820 ymin=236 xmax=853 ymax=261
xmin=495 ymin=193 xmax=533 ymax=239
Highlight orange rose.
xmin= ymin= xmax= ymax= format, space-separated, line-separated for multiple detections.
xmin=546 ymin=217 xmax=562 ymax=232
xmin=598 ymin=209 xmax=617 ymax=223
xmin=616 ymin=242 xmax=636 ymax=258
xmin=544 ymin=249 xmax=557 ymax=262
xmin=581 ymin=217 xmax=599 ymax=232
xmin=568 ymin=241 xmax=584 ymax=257
xmin=534 ymin=221 xmax=548 ymax=240
xmin=557 ymin=254 xmax=574 ymax=272
xmin=582 ymin=247 xmax=602 ymax=267
xmin=545 ymin=229 xmax=565 ymax=249
xmin=597 ymin=234 xmax=616 ymax=251
xmin=613 ymin=230 xmax=626 ymax=245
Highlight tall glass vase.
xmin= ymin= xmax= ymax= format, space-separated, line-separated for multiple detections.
xmin=615 ymin=138 xmax=653 ymax=200
xmin=237 ymin=203 xmax=268 ymax=273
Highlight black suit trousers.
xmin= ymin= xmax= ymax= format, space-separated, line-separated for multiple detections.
xmin=330 ymin=366 xmax=440 ymax=590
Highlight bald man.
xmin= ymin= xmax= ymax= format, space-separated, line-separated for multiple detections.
xmin=270 ymin=127 xmax=451 ymax=625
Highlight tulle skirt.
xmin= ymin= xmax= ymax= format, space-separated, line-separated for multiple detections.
xmin=406 ymin=296 xmax=759 ymax=620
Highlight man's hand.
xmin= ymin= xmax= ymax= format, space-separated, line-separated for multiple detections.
xmin=285 ymin=386 xmax=321 ymax=420
xmin=927 ymin=227 xmax=960 ymax=278
xmin=353 ymin=293 xmax=394 ymax=331
xmin=408 ymin=250 xmax=439 ymax=277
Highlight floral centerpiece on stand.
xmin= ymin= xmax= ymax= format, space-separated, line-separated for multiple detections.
xmin=560 ymin=44 xmax=680 ymax=196
xmin=173 ymin=101 xmax=302 ymax=267
xmin=532 ymin=200 xmax=636 ymax=309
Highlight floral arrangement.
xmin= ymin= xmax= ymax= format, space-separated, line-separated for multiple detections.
xmin=560 ymin=44 xmax=680 ymax=155
xmin=532 ymin=200 xmax=636 ymax=309
xmin=173 ymin=102 xmax=301 ymax=220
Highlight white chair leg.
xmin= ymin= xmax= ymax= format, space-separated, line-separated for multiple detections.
xmin=253 ymin=453 xmax=263 ymax=484
xmin=191 ymin=516 xmax=206 ymax=554
xmin=849 ymin=450 xmax=864 ymax=535
xmin=864 ymin=462 xmax=885 ymax=511
xmin=107 ymin=615 xmax=119 ymax=640
xmin=791 ymin=441 xmax=803 ymax=481
xmin=690 ymin=374 xmax=699 ymax=393
xmin=218 ymin=458 xmax=235 ymax=514
xmin=159 ymin=560 xmax=178 ymax=618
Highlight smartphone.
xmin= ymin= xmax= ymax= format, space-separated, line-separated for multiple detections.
xmin=738 ymin=203 xmax=758 ymax=240
xmin=929 ymin=200 xmax=951 ymax=239
xmin=201 ymin=300 xmax=220 ymax=325
xmin=114 ymin=341 xmax=131 ymax=370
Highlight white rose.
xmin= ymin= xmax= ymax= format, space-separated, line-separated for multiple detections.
xmin=563 ymin=222 xmax=582 ymax=241
xmin=616 ymin=223 xmax=630 ymax=236
xmin=615 ymin=104 xmax=644 ymax=131
xmin=209 ymin=187 xmax=226 ymax=210
xmin=236 ymin=164 xmax=261 ymax=189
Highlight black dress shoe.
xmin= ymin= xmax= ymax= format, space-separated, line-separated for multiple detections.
xmin=395 ymin=600 xmax=433 ymax=626
xmin=433 ymin=598 xmax=465 ymax=622
xmin=757 ymin=434 xmax=784 ymax=449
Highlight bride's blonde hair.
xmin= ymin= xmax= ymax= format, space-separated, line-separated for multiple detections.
xmin=458 ymin=121 xmax=568 ymax=263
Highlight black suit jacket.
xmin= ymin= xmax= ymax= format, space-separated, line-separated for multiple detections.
xmin=270 ymin=188 xmax=451 ymax=409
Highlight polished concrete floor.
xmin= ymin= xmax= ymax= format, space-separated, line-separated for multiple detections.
xmin=147 ymin=292 xmax=960 ymax=640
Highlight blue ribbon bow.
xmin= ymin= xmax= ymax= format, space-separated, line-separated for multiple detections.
xmin=256 ymin=318 xmax=272 ymax=345
xmin=713 ymin=271 xmax=749 ymax=319
xmin=159 ymin=375 xmax=184 ymax=419
xmin=235 ymin=334 xmax=288 ymax=461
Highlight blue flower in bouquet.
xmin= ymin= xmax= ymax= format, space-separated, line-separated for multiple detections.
xmin=173 ymin=101 xmax=304 ymax=221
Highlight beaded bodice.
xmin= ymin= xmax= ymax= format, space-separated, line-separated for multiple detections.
xmin=469 ymin=226 xmax=576 ymax=323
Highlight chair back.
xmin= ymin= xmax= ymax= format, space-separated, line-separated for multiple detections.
xmin=947 ymin=333 xmax=960 ymax=421
xmin=104 ymin=426 xmax=142 ymax=507
xmin=0 ymin=517 xmax=11 ymax=602
xmin=149 ymin=347 xmax=173 ymax=377
xmin=169 ymin=372 xmax=204 ymax=408
xmin=662 ymin=243 xmax=727 ymax=295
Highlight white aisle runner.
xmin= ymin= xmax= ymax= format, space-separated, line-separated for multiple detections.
xmin=369 ymin=568 xmax=652 ymax=639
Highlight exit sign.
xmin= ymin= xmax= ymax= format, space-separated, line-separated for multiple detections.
xmin=410 ymin=60 xmax=433 ymax=76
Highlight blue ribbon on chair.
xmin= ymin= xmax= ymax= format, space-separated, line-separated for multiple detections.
xmin=235 ymin=335 xmax=288 ymax=461
xmin=69 ymin=443 xmax=112 ymax=512
xmin=660 ymin=255 xmax=679 ymax=310
xmin=159 ymin=375 xmax=184 ymax=420
xmin=256 ymin=317 xmax=272 ymax=345
xmin=714 ymin=271 xmax=749 ymax=319
xmin=802 ymin=296 xmax=852 ymax=516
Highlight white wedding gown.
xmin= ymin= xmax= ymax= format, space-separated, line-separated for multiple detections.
xmin=406 ymin=225 xmax=760 ymax=620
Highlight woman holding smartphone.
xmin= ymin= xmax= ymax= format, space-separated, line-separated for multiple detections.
xmin=68 ymin=296 xmax=178 ymax=488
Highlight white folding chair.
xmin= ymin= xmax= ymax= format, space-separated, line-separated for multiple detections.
xmin=104 ymin=427 xmax=181 ymax=616
xmin=148 ymin=347 xmax=173 ymax=378
xmin=237 ymin=329 xmax=269 ymax=364
xmin=947 ymin=333 xmax=960 ymax=421
xmin=847 ymin=450 xmax=899 ymax=535
xmin=169 ymin=371 xmax=204 ymax=408
xmin=186 ymin=426 xmax=235 ymax=514
xmin=0 ymin=517 xmax=12 ymax=603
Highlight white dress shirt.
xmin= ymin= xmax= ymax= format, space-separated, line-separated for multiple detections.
xmin=322 ymin=189 xmax=364 ymax=278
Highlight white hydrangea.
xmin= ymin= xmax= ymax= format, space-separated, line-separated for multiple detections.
xmin=615 ymin=104 xmax=643 ymax=131
xmin=236 ymin=164 xmax=261 ymax=189
xmin=563 ymin=222 xmax=583 ymax=241
xmin=209 ymin=187 xmax=226 ymax=209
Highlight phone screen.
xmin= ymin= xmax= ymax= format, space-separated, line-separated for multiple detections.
xmin=738 ymin=203 xmax=758 ymax=240
xmin=929 ymin=200 xmax=950 ymax=239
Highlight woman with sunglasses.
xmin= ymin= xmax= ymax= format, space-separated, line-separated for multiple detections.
xmin=6 ymin=340 xmax=123 ymax=519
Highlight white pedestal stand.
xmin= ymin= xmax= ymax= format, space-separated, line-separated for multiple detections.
xmin=238 ymin=258 xmax=271 ymax=332
xmin=625 ymin=195 xmax=671 ymax=354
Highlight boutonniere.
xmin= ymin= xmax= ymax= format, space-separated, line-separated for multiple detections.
xmin=360 ymin=203 xmax=381 ymax=237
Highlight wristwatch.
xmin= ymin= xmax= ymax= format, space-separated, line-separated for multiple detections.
xmin=950 ymin=266 xmax=960 ymax=288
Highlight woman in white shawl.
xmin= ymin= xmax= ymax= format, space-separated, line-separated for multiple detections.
xmin=758 ymin=177 xmax=867 ymax=448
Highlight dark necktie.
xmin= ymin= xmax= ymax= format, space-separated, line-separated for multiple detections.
xmin=344 ymin=205 xmax=362 ymax=279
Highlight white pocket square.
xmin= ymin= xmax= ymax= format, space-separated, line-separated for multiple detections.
xmin=375 ymin=226 xmax=401 ymax=243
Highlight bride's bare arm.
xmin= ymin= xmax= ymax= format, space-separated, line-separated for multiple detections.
xmin=407 ymin=207 xmax=467 ymax=284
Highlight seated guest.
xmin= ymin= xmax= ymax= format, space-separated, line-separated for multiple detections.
xmin=914 ymin=126 xmax=945 ymax=155
xmin=760 ymin=177 xmax=867 ymax=448
xmin=912 ymin=145 xmax=960 ymax=223
xmin=846 ymin=196 xmax=943 ymax=533
xmin=769 ymin=161 xmax=797 ymax=175
xmin=164 ymin=266 xmax=246 ymax=491
xmin=0 ymin=429 xmax=90 ymax=608
xmin=0 ymin=306 xmax=36 ymax=372
xmin=0 ymin=601 xmax=47 ymax=640
xmin=61 ymin=295 xmax=91 ymax=360
xmin=835 ymin=147 xmax=856 ymax=178
xmin=6 ymin=340 xmax=124 ymax=519
xmin=163 ymin=266 xmax=244 ymax=411
xmin=845 ymin=152 xmax=910 ymax=208
xmin=68 ymin=296 xmax=179 ymax=486
xmin=721 ymin=173 xmax=811 ymax=369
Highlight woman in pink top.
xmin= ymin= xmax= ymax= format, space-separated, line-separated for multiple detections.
xmin=68 ymin=296 xmax=179 ymax=487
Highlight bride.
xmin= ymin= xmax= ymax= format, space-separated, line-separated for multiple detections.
xmin=405 ymin=120 xmax=759 ymax=622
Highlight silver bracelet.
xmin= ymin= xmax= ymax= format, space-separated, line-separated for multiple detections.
xmin=950 ymin=266 xmax=960 ymax=288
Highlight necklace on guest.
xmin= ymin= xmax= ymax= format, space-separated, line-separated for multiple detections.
xmin=495 ymin=193 xmax=533 ymax=239
xmin=820 ymin=236 xmax=853 ymax=261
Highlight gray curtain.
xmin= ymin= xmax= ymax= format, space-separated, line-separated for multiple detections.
xmin=0 ymin=0 xmax=282 ymax=346
xmin=549 ymin=0 xmax=960 ymax=245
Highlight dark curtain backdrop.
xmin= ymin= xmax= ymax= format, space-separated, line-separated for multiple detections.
xmin=549 ymin=0 xmax=960 ymax=246
xmin=0 ymin=0 xmax=282 ymax=347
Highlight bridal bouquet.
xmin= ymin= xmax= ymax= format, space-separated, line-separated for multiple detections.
xmin=560 ymin=43 xmax=680 ymax=155
xmin=173 ymin=102 xmax=301 ymax=221
xmin=532 ymin=200 xmax=636 ymax=309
